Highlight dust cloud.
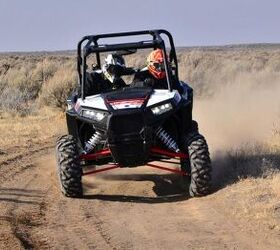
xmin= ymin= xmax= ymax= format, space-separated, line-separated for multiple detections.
xmin=191 ymin=61 xmax=280 ymax=153
xmin=191 ymin=64 xmax=280 ymax=185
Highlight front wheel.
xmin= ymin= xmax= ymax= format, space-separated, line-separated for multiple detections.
xmin=56 ymin=135 xmax=83 ymax=197
xmin=187 ymin=133 xmax=212 ymax=197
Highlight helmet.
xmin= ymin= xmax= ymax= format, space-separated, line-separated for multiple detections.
xmin=147 ymin=49 xmax=166 ymax=79
xmin=102 ymin=54 xmax=125 ymax=83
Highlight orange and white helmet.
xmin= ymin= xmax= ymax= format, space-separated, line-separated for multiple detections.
xmin=147 ymin=49 xmax=166 ymax=79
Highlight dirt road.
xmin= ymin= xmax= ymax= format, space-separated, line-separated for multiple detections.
xmin=1 ymin=147 xmax=279 ymax=250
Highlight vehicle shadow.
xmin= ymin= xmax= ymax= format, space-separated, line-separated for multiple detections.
xmin=83 ymin=173 xmax=190 ymax=204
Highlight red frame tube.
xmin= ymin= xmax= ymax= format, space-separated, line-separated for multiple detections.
xmin=80 ymin=146 xmax=189 ymax=176
xmin=150 ymin=147 xmax=188 ymax=159
xmin=147 ymin=163 xmax=188 ymax=176
xmin=80 ymin=148 xmax=111 ymax=161
xmin=83 ymin=164 xmax=120 ymax=176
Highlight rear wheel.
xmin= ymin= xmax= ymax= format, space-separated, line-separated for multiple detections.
xmin=56 ymin=135 xmax=83 ymax=197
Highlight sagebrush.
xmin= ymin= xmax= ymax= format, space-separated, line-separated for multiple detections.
xmin=1 ymin=46 xmax=280 ymax=112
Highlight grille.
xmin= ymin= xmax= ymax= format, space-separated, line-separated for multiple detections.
xmin=109 ymin=113 xmax=143 ymax=135
xmin=107 ymin=112 xmax=152 ymax=167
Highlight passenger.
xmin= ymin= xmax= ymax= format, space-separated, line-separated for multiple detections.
xmin=132 ymin=49 xmax=177 ymax=90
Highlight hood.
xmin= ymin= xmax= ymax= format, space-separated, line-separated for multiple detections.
xmin=104 ymin=87 xmax=153 ymax=110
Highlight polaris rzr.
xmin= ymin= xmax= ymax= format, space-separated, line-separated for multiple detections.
xmin=55 ymin=30 xmax=212 ymax=198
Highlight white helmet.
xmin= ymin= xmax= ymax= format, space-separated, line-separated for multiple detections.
xmin=102 ymin=54 xmax=125 ymax=83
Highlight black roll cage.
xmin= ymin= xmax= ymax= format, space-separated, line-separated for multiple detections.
xmin=77 ymin=29 xmax=178 ymax=99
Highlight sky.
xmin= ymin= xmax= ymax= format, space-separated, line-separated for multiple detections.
xmin=0 ymin=0 xmax=280 ymax=52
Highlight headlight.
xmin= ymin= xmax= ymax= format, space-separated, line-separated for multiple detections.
xmin=81 ymin=109 xmax=108 ymax=121
xmin=151 ymin=103 xmax=172 ymax=115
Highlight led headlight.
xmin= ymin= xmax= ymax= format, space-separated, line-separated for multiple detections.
xmin=81 ymin=109 xmax=107 ymax=121
xmin=151 ymin=103 xmax=172 ymax=115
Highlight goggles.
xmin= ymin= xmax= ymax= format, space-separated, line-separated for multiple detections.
xmin=107 ymin=65 xmax=124 ymax=76
xmin=151 ymin=62 xmax=165 ymax=72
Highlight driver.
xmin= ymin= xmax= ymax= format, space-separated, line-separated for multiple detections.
xmin=84 ymin=53 xmax=127 ymax=96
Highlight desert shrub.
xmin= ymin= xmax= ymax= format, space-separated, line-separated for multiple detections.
xmin=213 ymin=142 xmax=280 ymax=188
xmin=29 ymin=59 xmax=59 ymax=98
xmin=1 ymin=63 xmax=37 ymax=97
xmin=1 ymin=47 xmax=280 ymax=112
xmin=0 ymin=84 xmax=35 ymax=116
xmin=0 ymin=57 xmax=64 ymax=114
xmin=0 ymin=65 xmax=36 ymax=115
xmin=227 ymin=143 xmax=280 ymax=177
xmin=39 ymin=67 xmax=77 ymax=109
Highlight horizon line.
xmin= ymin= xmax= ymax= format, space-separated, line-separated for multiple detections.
xmin=1 ymin=42 xmax=280 ymax=54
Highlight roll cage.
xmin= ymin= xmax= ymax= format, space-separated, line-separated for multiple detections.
xmin=77 ymin=29 xmax=179 ymax=99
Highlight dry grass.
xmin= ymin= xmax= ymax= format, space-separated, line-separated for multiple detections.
xmin=0 ymin=108 xmax=66 ymax=150
xmin=271 ymin=174 xmax=280 ymax=198
xmin=208 ymin=131 xmax=280 ymax=233
xmin=220 ymin=172 xmax=280 ymax=232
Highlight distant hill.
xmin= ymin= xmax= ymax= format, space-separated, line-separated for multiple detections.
xmin=1 ymin=43 xmax=280 ymax=55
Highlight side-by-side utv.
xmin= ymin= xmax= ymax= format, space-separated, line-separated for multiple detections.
xmin=55 ymin=30 xmax=212 ymax=198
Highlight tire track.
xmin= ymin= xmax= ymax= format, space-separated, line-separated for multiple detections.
xmin=0 ymin=162 xmax=52 ymax=249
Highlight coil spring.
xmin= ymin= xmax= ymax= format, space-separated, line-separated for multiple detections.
xmin=84 ymin=131 xmax=102 ymax=153
xmin=156 ymin=127 xmax=180 ymax=152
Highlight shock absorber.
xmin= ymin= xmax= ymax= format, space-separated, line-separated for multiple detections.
xmin=84 ymin=131 xmax=103 ymax=153
xmin=156 ymin=127 xmax=180 ymax=152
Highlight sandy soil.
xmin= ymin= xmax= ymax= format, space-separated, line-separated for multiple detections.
xmin=0 ymin=144 xmax=279 ymax=250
